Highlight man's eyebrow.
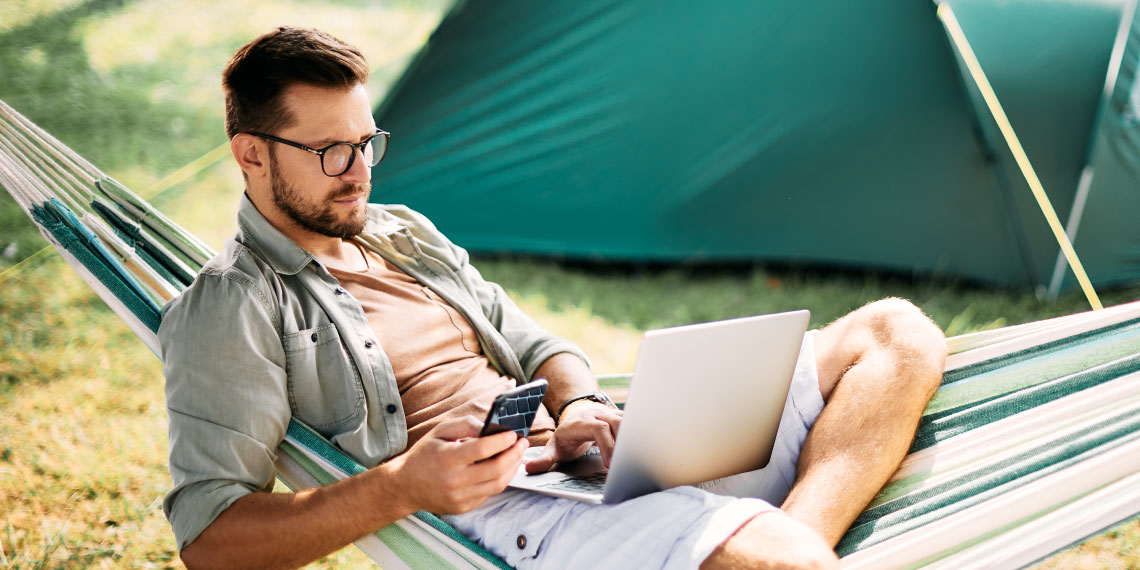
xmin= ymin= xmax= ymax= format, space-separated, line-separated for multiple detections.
xmin=311 ymin=129 xmax=380 ymax=148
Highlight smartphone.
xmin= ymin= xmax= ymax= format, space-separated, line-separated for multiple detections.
xmin=479 ymin=379 xmax=549 ymax=438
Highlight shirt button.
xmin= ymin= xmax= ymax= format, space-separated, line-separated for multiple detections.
xmin=334 ymin=287 xmax=346 ymax=295
xmin=516 ymin=535 xmax=527 ymax=549
xmin=386 ymin=404 xmax=398 ymax=414
xmin=310 ymin=333 xmax=318 ymax=342
xmin=364 ymin=340 xmax=375 ymax=349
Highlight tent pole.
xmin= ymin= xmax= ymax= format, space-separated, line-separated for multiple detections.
xmin=1046 ymin=0 xmax=1137 ymax=300
xmin=935 ymin=2 xmax=1103 ymax=310
xmin=1046 ymin=168 xmax=1094 ymax=300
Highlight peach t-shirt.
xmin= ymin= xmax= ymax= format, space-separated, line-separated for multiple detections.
xmin=328 ymin=247 xmax=554 ymax=448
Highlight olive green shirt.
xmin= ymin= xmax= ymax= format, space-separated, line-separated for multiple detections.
xmin=158 ymin=194 xmax=588 ymax=550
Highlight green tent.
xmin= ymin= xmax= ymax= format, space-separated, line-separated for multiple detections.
xmin=371 ymin=0 xmax=1140 ymax=291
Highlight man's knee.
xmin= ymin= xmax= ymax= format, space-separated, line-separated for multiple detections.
xmin=859 ymin=298 xmax=945 ymax=373
xmin=702 ymin=511 xmax=839 ymax=570
xmin=816 ymin=298 xmax=945 ymax=401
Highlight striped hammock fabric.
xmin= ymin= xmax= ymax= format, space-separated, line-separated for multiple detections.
xmin=3 ymin=98 xmax=1139 ymax=569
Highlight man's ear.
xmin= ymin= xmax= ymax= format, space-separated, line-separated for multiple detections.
xmin=230 ymin=134 xmax=268 ymax=180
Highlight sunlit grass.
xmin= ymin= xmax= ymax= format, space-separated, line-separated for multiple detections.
xmin=0 ymin=0 xmax=86 ymax=33
xmin=81 ymin=0 xmax=444 ymax=123
xmin=0 ymin=258 xmax=172 ymax=568
xmin=1033 ymin=517 xmax=1140 ymax=570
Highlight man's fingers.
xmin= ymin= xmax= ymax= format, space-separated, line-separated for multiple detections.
xmin=560 ymin=419 xmax=611 ymax=448
xmin=430 ymin=415 xmax=484 ymax=441
xmin=470 ymin=438 xmax=528 ymax=480
xmin=559 ymin=419 xmax=615 ymax=467
xmin=524 ymin=443 xmax=558 ymax=474
xmin=429 ymin=416 xmax=519 ymax=462
xmin=600 ymin=410 xmax=622 ymax=439
xmin=452 ymin=430 xmax=516 ymax=464
xmin=438 ymin=474 xmax=516 ymax=515
xmin=522 ymin=406 xmax=623 ymax=475
xmin=459 ymin=477 xmax=519 ymax=510
xmin=524 ymin=417 xmax=615 ymax=473
xmin=589 ymin=420 xmax=617 ymax=468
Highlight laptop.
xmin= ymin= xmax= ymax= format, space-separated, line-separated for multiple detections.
xmin=508 ymin=309 xmax=810 ymax=504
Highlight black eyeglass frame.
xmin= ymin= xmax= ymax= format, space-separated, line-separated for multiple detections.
xmin=245 ymin=128 xmax=390 ymax=177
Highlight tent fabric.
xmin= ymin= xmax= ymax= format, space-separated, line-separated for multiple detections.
xmin=371 ymin=0 xmax=1140 ymax=290
xmin=1052 ymin=0 xmax=1140 ymax=292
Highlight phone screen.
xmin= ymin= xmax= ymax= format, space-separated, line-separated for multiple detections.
xmin=480 ymin=378 xmax=549 ymax=438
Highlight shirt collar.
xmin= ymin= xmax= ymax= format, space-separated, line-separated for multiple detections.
xmin=236 ymin=192 xmax=315 ymax=275
xmin=236 ymin=192 xmax=407 ymax=275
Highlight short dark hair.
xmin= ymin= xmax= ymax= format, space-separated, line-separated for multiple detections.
xmin=222 ymin=27 xmax=369 ymax=139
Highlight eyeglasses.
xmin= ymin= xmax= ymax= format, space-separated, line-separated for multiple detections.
xmin=246 ymin=128 xmax=390 ymax=177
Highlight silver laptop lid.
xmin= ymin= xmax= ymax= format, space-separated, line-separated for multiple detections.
xmin=603 ymin=310 xmax=810 ymax=503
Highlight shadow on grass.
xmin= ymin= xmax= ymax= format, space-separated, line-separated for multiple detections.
xmin=2 ymin=0 xmax=177 ymax=166
xmin=0 ymin=0 xmax=216 ymax=271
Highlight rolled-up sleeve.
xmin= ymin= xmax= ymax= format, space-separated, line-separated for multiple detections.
xmin=158 ymin=269 xmax=290 ymax=551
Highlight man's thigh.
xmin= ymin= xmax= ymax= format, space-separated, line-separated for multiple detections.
xmin=445 ymin=488 xmax=773 ymax=570
xmin=695 ymin=330 xmax=824 ymax=504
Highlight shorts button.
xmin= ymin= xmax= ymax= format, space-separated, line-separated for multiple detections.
xmin=516 ymin=534 xmax=527 ymax=549
xmin=386 ymin=404 xmax=398 ymax=414
xmin=310 ymin=333 xmax=318 ymax=342
xmin=334 ymin=287 xmax=346 ymax=295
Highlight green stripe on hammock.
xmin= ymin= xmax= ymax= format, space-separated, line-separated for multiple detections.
xmin=29 ymin=198 xmax=162 ymax=333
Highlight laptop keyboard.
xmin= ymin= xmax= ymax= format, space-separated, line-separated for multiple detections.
xmin=538 ymin=471 xmax=608 ymax=493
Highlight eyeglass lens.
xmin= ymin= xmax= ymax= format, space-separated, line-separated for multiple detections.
xmin=322 ymin=135 xmax=388 ymax=176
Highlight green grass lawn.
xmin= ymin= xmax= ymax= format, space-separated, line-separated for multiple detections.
xmin=1 ymin=1 xmax=1138 ymax=568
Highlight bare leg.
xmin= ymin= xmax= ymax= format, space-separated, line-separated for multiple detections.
xmin=702 ymin=298 xmax=945 ymax=568
xmin=702 ymin=510 xmax=838 ymax=570
xmin=781 ymin=298 xmax=946 ymax=545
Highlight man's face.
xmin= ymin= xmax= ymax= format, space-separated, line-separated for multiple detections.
xmin=268 ymin=147 xmax=368 ymax=238
xmin=265 ymin=83 xmax=376 ymax=239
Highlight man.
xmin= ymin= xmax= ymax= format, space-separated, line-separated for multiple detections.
xmin=158 ymin=27 xmax=946 ymax=570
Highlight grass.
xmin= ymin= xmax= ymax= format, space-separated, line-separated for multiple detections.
xmin=0 ymin=1 xmax=1138 ymax=568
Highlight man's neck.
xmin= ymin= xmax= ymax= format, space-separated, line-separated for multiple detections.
xmin=293 ymin=231 xmax=368 ymax=273
xmin=245 ymin=191 xmax=368 ymax=272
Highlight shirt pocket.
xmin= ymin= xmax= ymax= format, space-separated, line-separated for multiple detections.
xmin=283 ymin=323 xmax=365 ymax=433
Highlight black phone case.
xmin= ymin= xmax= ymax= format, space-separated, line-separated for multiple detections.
xmin=480 ymin=379 xmax=549 ymax=438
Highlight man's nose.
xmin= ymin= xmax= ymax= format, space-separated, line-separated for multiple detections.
xmin=338 ymin=147 xmax=371 ymax=183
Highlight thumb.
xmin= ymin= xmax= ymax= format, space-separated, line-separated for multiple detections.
xmin=430 ymin=415 xmax=483 ymax=442
xmin=524 ymin=444 xmax=557 ymax=474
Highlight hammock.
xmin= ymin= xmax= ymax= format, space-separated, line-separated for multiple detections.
xmin=3 ymin=98 xmax=1139 ymax=569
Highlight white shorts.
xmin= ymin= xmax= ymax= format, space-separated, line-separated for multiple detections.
xmin=445 ymin=331 xmax=825 ymax=570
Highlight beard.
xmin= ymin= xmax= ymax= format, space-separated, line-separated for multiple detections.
xmin=269 ymin=153 xmax=370 ymax=239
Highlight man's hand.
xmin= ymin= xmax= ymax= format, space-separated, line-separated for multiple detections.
xmin=389 ymin=416 xmax=528 ymax=514
xmin=179 ymin=416 xmax=525 ymax=570
xmin=525 ymin=401 xmax=622 ymax=474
